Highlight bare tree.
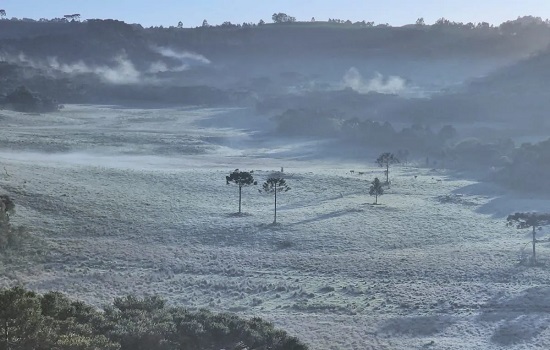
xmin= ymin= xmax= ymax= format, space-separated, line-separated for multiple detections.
xmin=260 ymin=177 xmax=291 ymax=223
xmin=226 ymin=169 xmax=256 ymax=214
xmin=507 ymin=212 xmax=550 ymax=265
xmin=376 ymin=153 xmax=399 ymax=184
xmin=369 ymin=177 xmax=384 ymax=204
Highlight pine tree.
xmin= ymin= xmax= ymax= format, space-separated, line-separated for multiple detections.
xmin=260 ymin=177 xmax=291 ymax=223
xmin=226 ymin=169 xmax=257 ymax=214
xmin=376 ymin=153 xmax=399 ymax=185
xmin=369 ymin=177 xmax=384 ymax=204
xmin=507 ymin=212 xmax=550 ymax=265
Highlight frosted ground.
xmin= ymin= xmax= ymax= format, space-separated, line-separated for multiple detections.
xmin=1 ymin=105 xmax=550 ymax=349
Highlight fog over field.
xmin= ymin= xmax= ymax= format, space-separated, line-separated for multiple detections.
xmin=2 ymin=14 xmax=550 ymax=350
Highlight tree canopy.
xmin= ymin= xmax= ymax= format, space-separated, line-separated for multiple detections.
xmin=369 ymin=177 xmax=384 ymax=204
xmin=0 ymin=287 xmax=309 ymax=350
xmin=272 ymin=13 xmax=296 ymax=24
xmin=261 ymin=177 xmax=291 ymax=223
xmin=226 ymin=169 xmax=257 ymax=214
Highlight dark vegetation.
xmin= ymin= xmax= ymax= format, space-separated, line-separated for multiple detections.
xmin=0 ymin=86 xmax=61 ymax=113
xmin=495 ymin=139 xmax=550 ymax=193
xmin=0 ymin=287 xmax=308 ymax=350
xmin=273 ymin=109 xmax=458 ymax=153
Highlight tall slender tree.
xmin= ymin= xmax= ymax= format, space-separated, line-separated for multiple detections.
xmin=261 ymin=177 xmax=291 ymax=223
xmin=369 ymin=177 xmax=384 ymax=204
xmin=376 ymin=152 xmax=399 ymax=184
xmin=226 ymin=169 xmax=256 ymax=214
xmin=507 ymin=212 xmax=550 ymax=265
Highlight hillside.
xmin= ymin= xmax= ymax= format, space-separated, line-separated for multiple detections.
xmin=1 ymin=18 xmax=550 ymax=108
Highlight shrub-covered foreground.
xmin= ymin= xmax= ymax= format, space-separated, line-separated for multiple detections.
xmin=0 ymin=287 xmax=308 ymax=350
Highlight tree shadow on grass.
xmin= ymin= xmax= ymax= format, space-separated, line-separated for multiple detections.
xmin=286 ymin=208 xmax=364 ymax=227
xmin=478 ymin=287 xmax=550 ymax=345
xmin=225 ymin=212 xmax=253 ymax=218
xmin=378 ymin=315 xmax=455 ymax=337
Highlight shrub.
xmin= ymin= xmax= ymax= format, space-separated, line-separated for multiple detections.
xmin=0 ymin=287 xmax=309 ymax=350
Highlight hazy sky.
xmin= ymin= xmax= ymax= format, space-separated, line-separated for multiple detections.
xmin=1 ymin=0 xmax=549 ymax=27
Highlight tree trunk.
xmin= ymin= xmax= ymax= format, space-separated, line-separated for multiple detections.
xmin=532 ymin=225 xmax=536 ymax=265
xmin=4 ymin=320 xmax=8 ymax=350
xmin=386 ymin=164 xmax=389 ymax=184
xmin=375 ymin=193 xmax=378 ymax=205
xmin=274 ymin=186 xmax=277 ymax=223
xmin=238 ymin=185 xmax=242 ymax=214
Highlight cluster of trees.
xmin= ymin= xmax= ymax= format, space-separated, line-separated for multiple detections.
xmin=195 ymin=14 xmax=550 ymax=30
xmin=495 ymin=139 xmax=550 ymax=193
xmin=225 ymin=153 xmax=398 ymax=217
xmin=272 ymin=13 xmax=296 ymax=24
xmin=63 ymin=14 xmax=81 ymax=21
xmin=0 ymin=287 xmax=308 ymax=350
xmin=327 ymin=19 xmax=385 ymax=27
xmin=194 ymin=14 xmax=549 ymax=31
xmin=199 ymin=12 xmax=296 ymax=29
xmin=366 ymin=153 xmax=400 ymax=205
xmin=273 ymin=109 xmax=458 ymax=153
xmin=0 ymin=86 xmax=62 ymax=113
xmin=341 ymin=119 xmax=457 ymax=152
xmin=226 ymin=169 xmax=290 ymax=223
xmin=200 ymin=19 xmax=260 ymax=28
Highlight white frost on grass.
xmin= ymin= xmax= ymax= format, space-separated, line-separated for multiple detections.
xmin=1 ymin=106 xmax=550 ymax=349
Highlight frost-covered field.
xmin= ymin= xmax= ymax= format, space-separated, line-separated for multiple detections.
xmin=1 ymin=105 xmax=550 ymax=349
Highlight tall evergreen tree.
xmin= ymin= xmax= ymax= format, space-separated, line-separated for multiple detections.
xmin=376 ymin=153 xmax=399 ymax=185
xmin=226 ymin=169 xmax=257 ymax=214
xmin=260 ymin=177 xmax=291 ymax=223
xmin=507 ymin=212 xmax=550 ymax=265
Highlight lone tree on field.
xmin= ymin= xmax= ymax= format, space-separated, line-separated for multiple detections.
xmin=369 ymin=177 xmax=384 ymax=204
xmin=376 ymin=152 xmax=399 ymax=185
xmin=226 ymin=169 xmax=257 ymax=214
xmin=507 ymin=212 xmax=550 ymax=265
xmin=260 ymin=177 xmax=291 ymax=223
xmin=0 ymin=195 xmax=17 ymax=250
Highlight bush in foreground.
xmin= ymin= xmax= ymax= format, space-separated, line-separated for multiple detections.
xmin=0 ymin=287 xmax=308 ymax=350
